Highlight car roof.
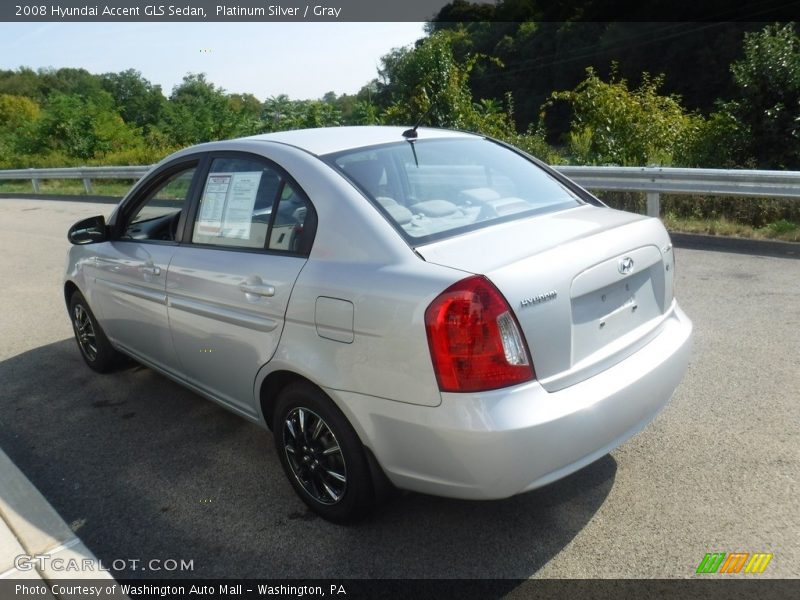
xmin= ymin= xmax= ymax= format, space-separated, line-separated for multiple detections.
xmin=243 ymin=126 xmax=481 ymax=156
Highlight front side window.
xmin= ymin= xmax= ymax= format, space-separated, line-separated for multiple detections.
xmin=191 ymin=156 xmax=315 ymax=254
xmin=192 ymin=157 xmax=282 ymax=249
xmin=328 ymin=138 xmax=581 ymax=243
xmin=122 ymin=166 xmax=196 ymax=241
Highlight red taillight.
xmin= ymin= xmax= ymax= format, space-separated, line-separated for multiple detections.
xmin=425 ymin=275 xmax=535 ymax=393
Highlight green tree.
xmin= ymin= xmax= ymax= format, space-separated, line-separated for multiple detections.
xmin=0 ymin=67 xmax=107 ymax=103
xmin=350 ymin=100 xmax=381 ymax=125
xmin=32 ymin=91 xmax=141 ymax=160
xmin=549 ymin=67 xmax=701 ymax=165
xmin=100 ymin=69 xmax=167 ymax=133
xmin=0 ymin=94 xmax=41 ymax=163
xmin=683 ymin=110 xmax=746 ymax=168
xmin=724 ymin=23 xmax=800 ymax=168
xmin=378 ymin=31 xmax=513 ymax=136
xmin=0 ymin=93 xmax=40 ymax=131
xmin=37 ymin=67 xmax=104 ymax=100
xmin=163 ymin=73 xmax=237 ymax=145
xmin=428 ymin=6 xmax=766 ymax=134
xmin=0 ymin=67 xmax=44 ymax=99
xmin=340 ymin=83 xmax=382 ymax=124
xmin=260 ymin=95 xmax=344 ymax=132
xmin=298 ymin=100 xmax=341 ymax=128
xmin=227 ymin=92 xmax=264 ymax=136
xmin=263 ymin=94 xmax=299 ymax=130
xmin=261 ymin=94 xmax=302 ymax=131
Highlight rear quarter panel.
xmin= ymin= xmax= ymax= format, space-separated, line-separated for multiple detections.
xmin=245 ymin=141 xmax=467 ymax=411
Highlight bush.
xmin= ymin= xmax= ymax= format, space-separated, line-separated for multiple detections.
xmin=682 ymin=111 xmax=750 ymax=168
xmin=547 ymin=67 xmax=703 ymax=166
xmin=500 ymin=124 xmax=565 ymax=164
xmin=764 ymin=218 xmax=799 ymax=236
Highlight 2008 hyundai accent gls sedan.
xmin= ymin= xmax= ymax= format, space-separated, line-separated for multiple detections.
xmin=64 ymin=126 xmax=692 ymax=521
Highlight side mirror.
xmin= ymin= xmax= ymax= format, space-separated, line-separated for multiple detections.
xmin=68 ymin=216 xmax=108 ymax=245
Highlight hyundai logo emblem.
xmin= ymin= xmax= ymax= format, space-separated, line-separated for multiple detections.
xmin=618 ymin=256 xmax=634 ymax=274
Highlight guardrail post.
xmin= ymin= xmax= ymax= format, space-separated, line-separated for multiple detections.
xmin=646 ymin=192 xmax=660 ymax=217
xmin=31 ymin=178 xmax=40 ymax=193
xmin=82 ymin=177 xmax=93 ymax=194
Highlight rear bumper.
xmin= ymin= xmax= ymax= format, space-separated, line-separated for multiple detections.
xmin=328 ymin=303 xmax=693 ymax=500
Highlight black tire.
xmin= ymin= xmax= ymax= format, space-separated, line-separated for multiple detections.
xmin=273 ymin=382 xmax=375 ymax=523
xmin=69 ymin=291 xmax=120 ymax=373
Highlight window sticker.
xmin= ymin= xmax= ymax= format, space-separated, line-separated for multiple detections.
xmin=196 ymin=174 xmax=231 ymax=236
xmin=195 ymin=171 xmax=263 ymax=240
xmin=221 ymin=171 xmax=262 ymax=239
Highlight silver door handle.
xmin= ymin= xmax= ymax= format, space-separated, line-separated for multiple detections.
xmin=140 ymin=265 xmax=161 ymax=276
xmin=239 ymin=282 xmax=275 ymax=297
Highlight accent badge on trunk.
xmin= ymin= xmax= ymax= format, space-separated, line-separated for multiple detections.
xmin=520 ymin=290 xmax=558 ymax=308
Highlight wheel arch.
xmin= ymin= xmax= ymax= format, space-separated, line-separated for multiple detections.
xmin=64 ymin=280 xmax=80 ymax=310
xmin=258 ymin=369 xmax=312 ymax=431
xmin=259 ymin=368 xmax=396 ymax=501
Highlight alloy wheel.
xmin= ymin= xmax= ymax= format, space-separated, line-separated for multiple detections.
xmin=72 ymin=304 xmax=98 ymax=361
xmin=283 ymin=407 xmax=347 ymax=505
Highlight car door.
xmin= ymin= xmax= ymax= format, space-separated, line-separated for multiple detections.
xmin=166 ymin=153 xmax=317 ymax=416
xmin=91 ymin=159 xmax=201 ymax=372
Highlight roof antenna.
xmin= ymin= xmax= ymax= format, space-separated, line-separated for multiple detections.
xmin=402 ymin=103 xmax=434 ymax=140
xmin=403 ymin=104 xmax=434 ymax=166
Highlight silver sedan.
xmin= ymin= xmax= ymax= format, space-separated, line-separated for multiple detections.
xmin=64 ymin=126 xmax=692 ymax=522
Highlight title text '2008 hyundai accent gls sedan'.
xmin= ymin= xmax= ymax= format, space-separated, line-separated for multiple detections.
xmin=64 ymin=126 xmax=692 ymax=521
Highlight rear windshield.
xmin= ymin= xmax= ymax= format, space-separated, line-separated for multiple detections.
xmin=326 ymin=138 xmax=581 ymax=244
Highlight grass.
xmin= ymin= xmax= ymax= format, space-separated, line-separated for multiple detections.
xmin=597 ymin=190 xmax=800 ymax=243
xmin=0 ymin=179 xmax=135 ymax=197
xmin=662 ymin=214 xmax=800 ymax=242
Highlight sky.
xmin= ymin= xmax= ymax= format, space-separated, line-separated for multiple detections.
xmin=0 ymin=22 xmax=427 ymax=99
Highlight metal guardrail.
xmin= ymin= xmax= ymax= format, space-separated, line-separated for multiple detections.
xmin=0 ymin=166 xmax=151 ymax=194
xmin=557 ymin=166 xmax=800 ymax=217
xmin=0 ymin=164 xmax=799 ymax=217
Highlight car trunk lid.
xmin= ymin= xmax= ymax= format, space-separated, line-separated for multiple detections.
xmin=416 ymin=205 xmax=675 ymax=391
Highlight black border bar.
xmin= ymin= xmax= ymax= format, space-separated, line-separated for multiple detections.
xmin=2 ymin=579 xmax=799 ymax=600
xmin=3 ymin=0 xmax=800 ymax=22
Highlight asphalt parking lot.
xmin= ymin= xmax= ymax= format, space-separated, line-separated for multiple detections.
xmin=0 ymin=197 xmax=797 ymax=579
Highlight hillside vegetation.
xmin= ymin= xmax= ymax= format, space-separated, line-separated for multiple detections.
xmin=0 ymin=13 xmax=798 ymax=233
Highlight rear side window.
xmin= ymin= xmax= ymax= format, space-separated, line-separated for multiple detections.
xmin=328 ymin=138 xmax=580 ymax=243
xmin=190 ymin=156 xmax=316 ymax=255
xmin=268 ymin=181 xmax=314 ymax=253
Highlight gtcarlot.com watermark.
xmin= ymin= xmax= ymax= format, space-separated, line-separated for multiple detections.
xmin=14 ymin=554 xmax=194 ymax=573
